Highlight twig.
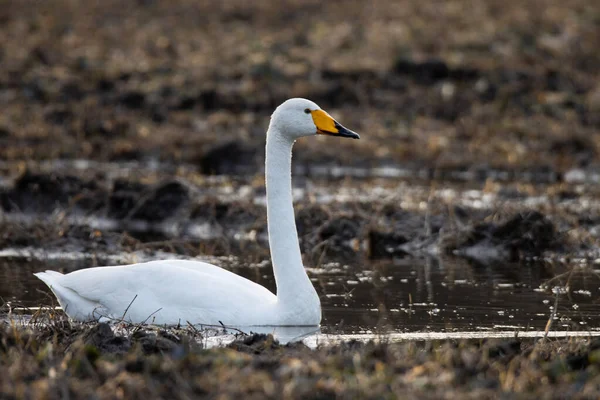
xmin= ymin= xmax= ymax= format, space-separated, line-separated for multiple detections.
xmin=132 ymin=308 xmax=163 ymax=333
xmin=543 ymin=290 xmax=560 ymax=341
xmin=121 ymin=295 xmax=138 ymax=320
xmin=216 ymin=320 xmax=248 ymax=335
xmin=186 ymin=320 xmax=201 ymax=336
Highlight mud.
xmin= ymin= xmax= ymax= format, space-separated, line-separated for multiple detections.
xmin=0 ymin=170 xmax=579 ymax=263
xmin=0 ymin=1 xmax=598 ymax=172
xmin=3 ymin=318 xmax=600 ymax=398
xmin=445 ymin=211 xmax=561 ymax=263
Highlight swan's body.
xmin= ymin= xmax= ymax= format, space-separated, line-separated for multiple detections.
xmin=35 ymin=98 xmax=359 ymax=326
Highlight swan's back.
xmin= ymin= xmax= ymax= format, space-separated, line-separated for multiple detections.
xmin=36 ymin=260 xmax=277 ymax=325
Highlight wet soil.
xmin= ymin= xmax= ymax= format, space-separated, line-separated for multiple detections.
xmin=0 ymin=0 xmax=598 ymax=173
xmin=0 ymin=167 xmax=597 ymax=264
xmin=3 ymin=318 xmax=600 ymax=399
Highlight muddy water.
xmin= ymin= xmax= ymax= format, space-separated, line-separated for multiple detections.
xmin=2 ymin=253 xmax=600 ymax=335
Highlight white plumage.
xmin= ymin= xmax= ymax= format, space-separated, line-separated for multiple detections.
xmin=35 ymin=98 xmax=359 ymax=327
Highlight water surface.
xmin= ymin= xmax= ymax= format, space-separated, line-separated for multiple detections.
xmin=2 ymin=251 xmax=599 ymax=337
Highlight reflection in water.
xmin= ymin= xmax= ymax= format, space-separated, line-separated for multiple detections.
xmin=224 ymin=326 xmax=320 ymax=345
xmin=303 ymin=330 xmax=600 ymax=348
xmin=2 ymin=253 xmax=600 ymax=335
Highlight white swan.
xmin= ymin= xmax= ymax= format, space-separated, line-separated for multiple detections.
xmin=35 ymin=98 xmax=359 ymax=326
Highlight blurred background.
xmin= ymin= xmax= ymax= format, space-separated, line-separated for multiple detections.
xmin=0 ymin=0 xmax=598 ymax=172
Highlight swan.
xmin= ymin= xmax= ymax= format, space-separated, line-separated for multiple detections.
xmin=34 ymin=98 xmax=360 ymax=326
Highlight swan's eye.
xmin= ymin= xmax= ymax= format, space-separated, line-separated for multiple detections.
xmin=304 ymin=108 xmax=311 ymax=114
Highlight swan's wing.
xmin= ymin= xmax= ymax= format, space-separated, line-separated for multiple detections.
xmin=142 ymin=259 xmax=243 ymax=280
xmin=57 ymin=261 xmax=276 ymax=325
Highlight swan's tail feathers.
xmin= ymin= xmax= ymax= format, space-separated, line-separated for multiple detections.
xmin=34 ymin=271 xmax=101 ymax=322
xmin=34 ymin=270 xmax=64 ymax=282
xmin=33 ymin=271 xmax=63 ymax=291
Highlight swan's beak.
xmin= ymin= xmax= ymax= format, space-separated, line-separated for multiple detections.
xmin=311 ymin=110 xmax=360 ymax=139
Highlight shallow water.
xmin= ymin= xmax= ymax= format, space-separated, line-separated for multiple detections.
xmin=3 ymin=251 xmax=600 ymax=338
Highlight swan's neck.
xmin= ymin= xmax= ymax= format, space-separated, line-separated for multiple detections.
xmin=265 ymin=127 xmax=317 ymax=307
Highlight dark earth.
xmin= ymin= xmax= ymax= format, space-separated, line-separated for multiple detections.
xmin=1 ymin=0 xmax=600 ymax=398
xmin=3 ymin=315 xmax=600 ymax=399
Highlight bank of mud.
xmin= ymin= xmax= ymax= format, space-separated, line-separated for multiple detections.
xmin=1 ymin=166 xmax=599 ymax=266
xmin=2 ymin=317 xmax=600 ymax=399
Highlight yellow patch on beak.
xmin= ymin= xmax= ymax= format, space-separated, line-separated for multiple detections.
xmin=310 ymin=109 xmax=360 ymax=139
xmin=311 ymin=110 xmax=338 ymax=135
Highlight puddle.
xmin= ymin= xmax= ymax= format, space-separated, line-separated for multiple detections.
xmin=3 ymin=252 xmax=600 ymax=338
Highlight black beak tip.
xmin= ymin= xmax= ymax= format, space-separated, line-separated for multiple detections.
xmin=335 ymin=121 xmax=360 ymax=139
xmin=340 ymin=130 xmax=360 ymax=139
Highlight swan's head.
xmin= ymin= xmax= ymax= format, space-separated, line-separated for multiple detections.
xmin=270 ymin=98 xmax=360 ymax=140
